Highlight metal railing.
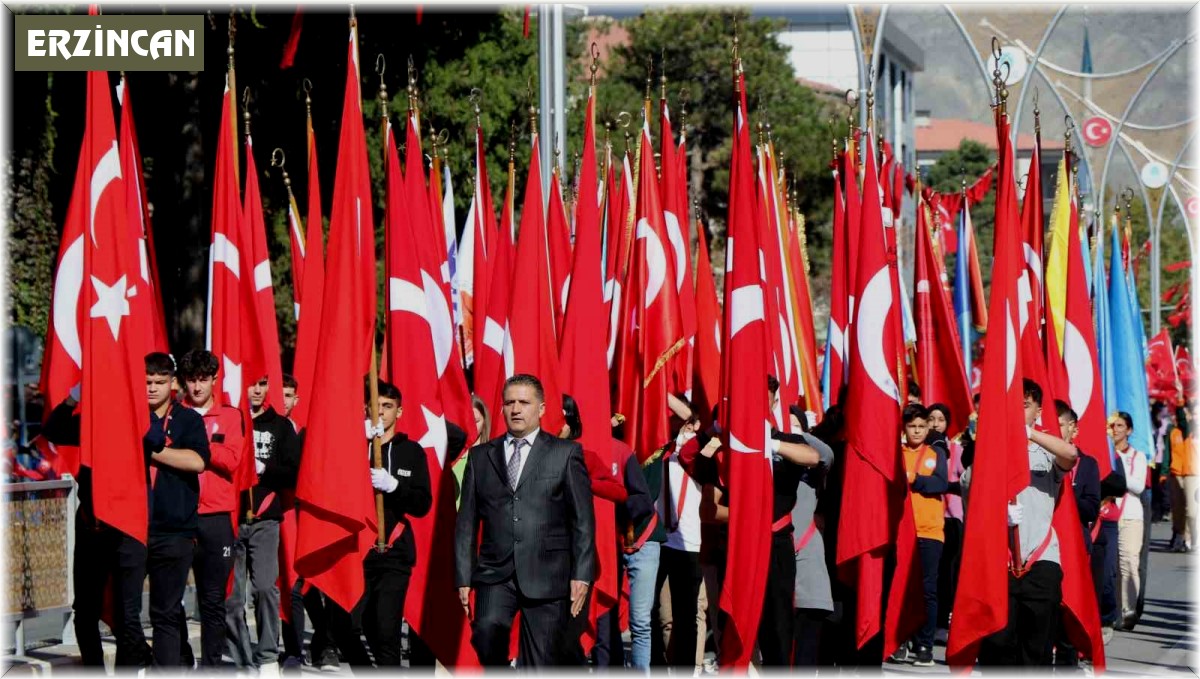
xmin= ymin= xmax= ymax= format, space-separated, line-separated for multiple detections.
xmin=4 ymin=477 xmax=76 ymax=655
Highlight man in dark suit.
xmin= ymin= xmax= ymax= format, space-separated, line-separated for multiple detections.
xmin=455 ymin=374 xmax=596 ymax=667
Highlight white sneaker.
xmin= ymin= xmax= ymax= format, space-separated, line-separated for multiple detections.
xmin=703 ymin=658 xmax=719 ymax=674
xmin=258 ymin=661 xmax=281 ymax=678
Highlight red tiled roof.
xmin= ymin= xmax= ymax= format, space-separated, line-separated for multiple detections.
xmin=796 ymin=77 xmax=845 ymax=97
xmin=916 ymin=117 xmax=1065 ymax=153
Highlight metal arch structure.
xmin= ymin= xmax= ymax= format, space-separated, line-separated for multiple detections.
xmin=1010 ymin=6 xmax=1069 ymax=147
xmin=940 ymin=5 xmax=996 ymax=106
xmin=847 ymin=5 xmax=868 ymax=133
xmin=847 ymin=5 xmax=891 ymax=135
xmin=1096 ymin=34 xmax=1194 ymax=217
xmin=940 ymin=5 xmax=1100 ymax=194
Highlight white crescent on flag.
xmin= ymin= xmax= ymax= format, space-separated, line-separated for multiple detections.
xmin=1063 ymin=320 xmax=1096 ymax=417
xmin=637 ymin=218 xmax=667 ymax=309
xmin=663 ymin=210 xmax=686 ymax=290
xmin=52 ymin=236 xmax=85 ymax=368
xmin=856 ymin=267 xmax=900 ymax=404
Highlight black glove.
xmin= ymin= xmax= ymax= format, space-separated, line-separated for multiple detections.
xmin=143 ymin=421 xmax=167 ymax=454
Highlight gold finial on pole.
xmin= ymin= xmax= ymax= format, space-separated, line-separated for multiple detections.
xmin=407 ymin=54 xmax=420 ymax=113
xmin=509 ymin=122 xmax=517 ymax=165
xmin=991 ymin=37 xmax=1009 ymax=115
xmin=866 ymin=65 xmax=875 ymax=132
xmin=527 ymin=77 xmax=538 ymax=136
xmin=271 ymin=148 xmax=292 ymax=190
xmin=1064 ymin=115 xmax=1075 ymax=155
xmin=227 ymin=11 xmax=236 ymax=71
xmin=376 ymin=54 xmax=389 ymax=123
xmin=242 ymin=87 xmax=252 ymax=136
xmin=732 ymin=18 xmax=742 ymax=88
xmin=645 ymin=54 xmax=653 ymax=102
xmin=617 ymin=110 xmax=633 ymax=157
xmin=303 ymin=78 xmax=313 ymax=117
xmin=553 ymin=132 xmax=561 ymax=177
xmin=1033 ymin=87 xmax=1041 ymax=136
xmin=469 ymin=87 xmax=483 ymax=129
xmin=659 ymin=50 xmax=668 ymax=102
xmin=589 ymin=42 xmax=601 ymax=88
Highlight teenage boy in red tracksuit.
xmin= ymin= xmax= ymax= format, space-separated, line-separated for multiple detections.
xmin=178 ymin=349 xmax=247 ymax=667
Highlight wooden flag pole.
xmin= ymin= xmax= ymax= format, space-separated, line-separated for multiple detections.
xmin=368 ymin=29 xmax=386 ymax=553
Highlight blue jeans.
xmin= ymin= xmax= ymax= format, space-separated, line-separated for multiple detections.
xmin=623 ymin=540 xmax=661 ymax=672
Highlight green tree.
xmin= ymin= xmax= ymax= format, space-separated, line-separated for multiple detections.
xmin=576 ymin=9 xmax=838 ymax=275
xmin=8 ymin=73 xmax=60 ymax=337
xmin=925 ymin=139 xmax=997 ymax=288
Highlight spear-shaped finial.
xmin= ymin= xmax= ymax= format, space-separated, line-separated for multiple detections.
xmin=376 ymin=54 xmax=389 ymax=122
xmin=527 ymin=77 xmax=538 ymax=136
xmin=991 ymin=37 xmax=1009 ymax=114
xmin=1033 ymin=87 xmax=1041 ymax=136
xmin=227 ymin=11 xmax=236 ymax=71
xmin=303 ymin=78 xmax=313 ymax=117
xmin=407 ymin=54 xmax=420 ymax=113
xmin=589 ymin=42 xmax=601 ymax=88
xmin=659 ymin=50 xmax=668 ymax=102
xmin=242 ymin=86 xmax=252 ymax=136
xmin=271 ymin=148 xmax=292 ymax=190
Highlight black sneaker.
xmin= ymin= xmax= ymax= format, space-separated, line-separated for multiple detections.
xmin=318 ymin=647 xmax=341 ymax=672
xmin=914 ymin=646 xmax=934 ymax=667
xmin=888 ymin=645 xmax=914 ymax=664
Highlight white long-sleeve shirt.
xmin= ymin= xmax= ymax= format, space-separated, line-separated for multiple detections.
xmin=1116 ymin=446 xmax=1148 ymax=522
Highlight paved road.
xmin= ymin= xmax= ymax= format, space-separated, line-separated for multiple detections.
xmin=6 ymin=522 xmax=1195 ymax=674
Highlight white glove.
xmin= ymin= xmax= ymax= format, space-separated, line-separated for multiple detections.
xmin=805 ymin=411 xmax=818 ymax=430
xmin=370 ymin=468 xmax=398 ymax=493
xmin=1007 ymin=503 xmax=1024 ymax=527
xmin=254 ymin=459 xmax=266 ymax=475
xmin=364 ymin=418 xmax=385 ymax=440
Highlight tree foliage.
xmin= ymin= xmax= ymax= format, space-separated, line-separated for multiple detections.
xmin=925 ymin=139 xmax=997 ymax=288
xmin=577 ymin=9 xmax=838 ymax=270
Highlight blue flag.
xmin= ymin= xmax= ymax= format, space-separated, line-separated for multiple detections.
xmin=953 ymin=204 xmax=974 ymax=381
xmin=1092 ymin=219 xmax=1116 ymax=464
xmin=1107 ymin=223 xmax=1154 ymax=460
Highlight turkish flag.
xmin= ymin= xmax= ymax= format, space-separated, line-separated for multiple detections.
xmin=1021 ymin=132 xmax=1045 ymax=338
xmin=660 ymin=101 xmax=697 ymax=396
xmin=507 ymin=134 xmax=566 ymax=436
xmin=402 ymin=114 xmax=477 ymax=450
xmin=823 ymin=154 xmax=849 ymax=409
xmin=623 ymin=121 xmax=685 ymax=459
xmin=784 ymin=200 xmax=823 ymax=419
xmin=289 ymin=107 xmax=325 ymax=430
xmin=716 ymin=72 xmax=773 ymax=669
xmin=843 ymin=145 xmax=862 ymax=364
xmin=460 ymin=124 xmax=497 ymax=370
xmin=382 ymin=120 xmax=479 ymax=669
xmin=293 ymin=23 xmax=378 ymax=614
xmin=913 ymin=194 xmax=974 ymax=437
xmin=78 ymin=69 xmax=150 ymax=544
xmin=1176 ymin=346 xmax=1193 ymax=396
xmin=757 ymin=145 xmax=800 ymax=431
xmin=692 ymin=216 xmax=722 ymax=431
xmin=1045 ymin=159 xmax=1111 ymax=479
xmin=836 ymin=129 xmax=908 ymax=651
xmin=241 ymin=136 xmax=286 ymax=414
xmin=117 ymin=75 xmax=168 ymax=354
xmin=1146 ymin=330 xmax=1179 ymax=401
xmin=558 ymin=90 xmax=618 ymax=654
xmin=473 ymin=164 xmax=516 ymax=438
xmin=205 ymin=77 xmax=250 ymax=411
xmin=547 ymin=167 xmax=573 ymax=333
xmin=946 ymin=112 xmax=1032 ymax=670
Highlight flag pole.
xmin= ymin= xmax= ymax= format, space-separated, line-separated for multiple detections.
xmin=367 ymin=24 xmax=386 ymax=553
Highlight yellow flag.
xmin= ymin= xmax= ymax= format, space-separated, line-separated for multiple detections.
xmin=1044 ymin=156 xmax=1071 ymax=353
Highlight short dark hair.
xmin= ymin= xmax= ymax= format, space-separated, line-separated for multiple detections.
xmin=178 ymin=350 xmax=218 ymax=380
xmin=561 ymin=394 xmax=582 ymax=440
xmin=367 ymin=380 xmax=402 ymax=405
xmin=927 ymin=402 xmax=951 ymax=427
xmin=503 ymin=374 xmax=545 ymax=402
xmin=788 ymin=404 xmax=810 ymax=433
xmin=767 ymin=374 xmax=780 ymax=395
xmin=1022 ymin=378 xmax=1043 ymax=405
xmin=282 ymin=374 xmax=298 ymax=390
xmin=1055 ymin=400 xmax=1078 ymax=424
xmin=907 ymin=380 xmax=922 ymax=400
xmin=902 ymin=403 xmax=929 ymax=424
xmin=145 ymin=352 xmax=175 ymax=377
xmin=1115 ymin=411 xmax=1133 ymax=430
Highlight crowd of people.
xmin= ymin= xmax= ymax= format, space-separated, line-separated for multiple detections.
xmin=27 ymin=348 xmax=1196 ymax=674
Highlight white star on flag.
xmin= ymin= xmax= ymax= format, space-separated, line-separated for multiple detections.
xmin=418 ymin=405 xmax=448 ymax=468
xmin=90 ymin=274 xmax=130 ymax=340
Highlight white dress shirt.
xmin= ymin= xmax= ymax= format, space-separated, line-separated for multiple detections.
xmin=504 ymin=429 xmax=540 ymax=484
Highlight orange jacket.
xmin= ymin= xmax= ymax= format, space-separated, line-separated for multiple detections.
xmin=1171 ymin=429 xmax=1196 ymax=477
xmin=904 ymin=443 xmax=947 ymax=542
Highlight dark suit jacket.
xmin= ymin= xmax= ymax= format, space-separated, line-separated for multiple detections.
xmin=455 ymin=430 xmax=596 ymax=599
xmin=1073 ymin=453 xmax=1102 ymax=552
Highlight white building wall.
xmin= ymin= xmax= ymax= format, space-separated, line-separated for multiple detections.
xmin=777 ymin=25 xmax=858 ymax=93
